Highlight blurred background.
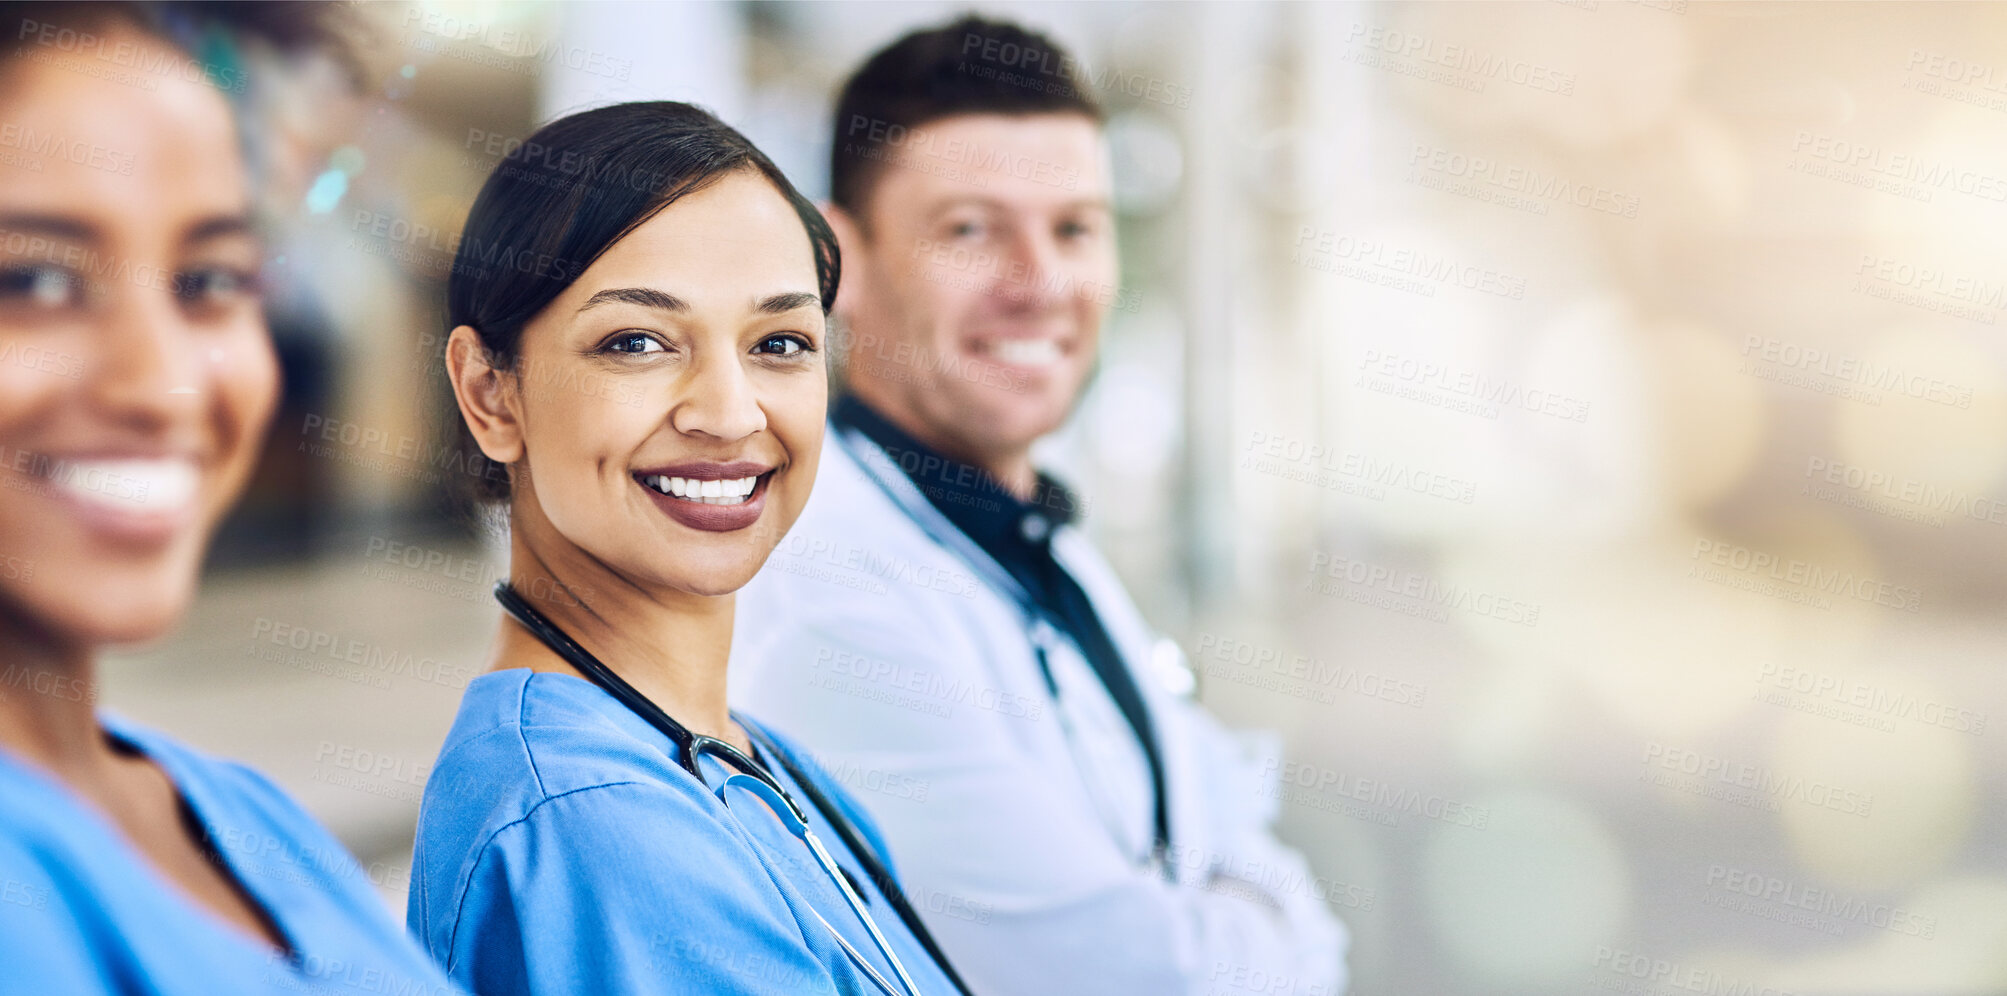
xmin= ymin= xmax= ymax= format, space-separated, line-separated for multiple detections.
xmin=102 ymin=2 xmax=2007 ymax=993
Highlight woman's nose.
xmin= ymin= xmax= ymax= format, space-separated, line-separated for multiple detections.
xmin=84 ymin=283 xmax=206 ymax=432
xmin=669 ymin=352 xmax=766 ymax=441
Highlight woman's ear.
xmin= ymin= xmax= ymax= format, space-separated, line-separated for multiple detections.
xmin=445 ymin=325 xmax=525 ymax=466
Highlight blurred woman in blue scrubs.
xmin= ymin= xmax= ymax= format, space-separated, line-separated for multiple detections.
xmin=409 ymin=102 xmax=968 ymax=996
xmin=0 ymin=3 xmax=459 ymax=993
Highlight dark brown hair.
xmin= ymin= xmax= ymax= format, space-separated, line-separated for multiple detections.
xmin=829 ymin=14 xmax=1103 ymax=223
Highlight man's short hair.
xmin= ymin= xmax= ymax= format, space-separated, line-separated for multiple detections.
xmin=828 ymin=14 xmax=1102 ymax=221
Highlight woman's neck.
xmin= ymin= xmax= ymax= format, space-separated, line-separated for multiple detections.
xmin=0 ymin=609 xmax=111 ymax=780
xmin=498 ymin=510 xmax=741 ymax=749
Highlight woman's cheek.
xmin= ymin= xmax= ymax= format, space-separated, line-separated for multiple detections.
xmin=0 ymin=333 xmax=81 ymax=429
xmin=205 ymin=328 xmax=281 ymax=481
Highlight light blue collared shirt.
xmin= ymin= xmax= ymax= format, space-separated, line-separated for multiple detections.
xmin=0 ymin=714 xmax=460 ymax=995
xmin=408 ymin=668 xmax=961 ymax=996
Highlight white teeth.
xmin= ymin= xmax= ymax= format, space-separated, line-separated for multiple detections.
xmin=991 ymin=339 xmax=1062 ymax=368
xmin=642 ymin=474 xmax=759 ymax=505
xmin=46 ymin=458 xmax=196 ymax=514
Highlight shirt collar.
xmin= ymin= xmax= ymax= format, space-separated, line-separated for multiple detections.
xmin=831 ymin=395 xmax=1083 ymax=547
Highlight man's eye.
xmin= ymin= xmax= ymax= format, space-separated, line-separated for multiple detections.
xmin=1058 ymin=220 xmax=1093 ymax=240
xmin=947 ymin=220 xmax=987 ymax=240
xmin=0 ymin=265 xmax=86 ymax=309
xmin=605 ymin=332 xmax=666 ymax=354
xmin=754 ymin=333 xmax=812 ymax=357
xmin=174 ymin=266 xmax=263 ymax=307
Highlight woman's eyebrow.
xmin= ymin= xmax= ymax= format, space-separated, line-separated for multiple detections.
xmin=0 ymin=213 xmax=99 ymax=245
xmin=579 ymin=286 xmax=689 ymax=314
xmin=185 ymin=213 xmax=257 ymax=247
xmin=756 ymin=291 xmax=821 ymax=314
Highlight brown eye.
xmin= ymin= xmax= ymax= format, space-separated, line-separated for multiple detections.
xmin=174 ymin=266 xmax=263 ymax=312
xmin=605 ymin=332 xmax=665 ymax=355
xmin=0 ymin=264 xmax=86 ymax=310
xmin=754 ymin=333 xmax=812 ymax=357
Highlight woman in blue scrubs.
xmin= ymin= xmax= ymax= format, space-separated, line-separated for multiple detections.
xmin=409 ymin=101 xmax=969 ymax=996
xmin=0 ymin=3 xmax=460 ymax=994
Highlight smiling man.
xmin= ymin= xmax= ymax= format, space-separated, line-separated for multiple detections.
xmin=732 ymin=15 xmax=1348 ymax=996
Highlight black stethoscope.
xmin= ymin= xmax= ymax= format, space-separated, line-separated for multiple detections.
xmin=493 ymin=582 xmax=969 ymax=996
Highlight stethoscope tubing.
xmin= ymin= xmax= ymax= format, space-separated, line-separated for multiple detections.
xmin=490 ymin=581 xmax=966 ymax=996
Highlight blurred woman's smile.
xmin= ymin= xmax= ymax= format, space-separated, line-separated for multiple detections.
xmin=30 ymin=452 xmax=202 ymax=546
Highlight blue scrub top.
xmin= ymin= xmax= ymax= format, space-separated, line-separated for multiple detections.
xmin=408 ymin=668 xmax=963 ymax=996
xmin=0 ymin=713 xmax=460 ymax=995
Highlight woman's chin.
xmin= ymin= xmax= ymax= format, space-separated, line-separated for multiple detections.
xmin=49 ymin=592 xmax=190 ymax=651
xmin=647 ymin=557 xmax=767 ymax=600
xmin=672 ymin=573 xmax=761 ymax=600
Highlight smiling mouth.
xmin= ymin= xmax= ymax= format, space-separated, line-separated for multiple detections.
xmin=637 ymin=472 xmax=767 ymax=506
xmin=39 ymin=457 xmax=199 ymax=514
xmin=979 ymin=339 xmax=1065 ymax=369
